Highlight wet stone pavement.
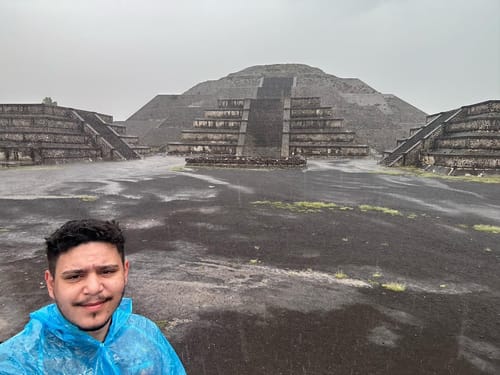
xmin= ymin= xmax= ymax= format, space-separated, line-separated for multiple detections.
xmin=0 ymin=156 xmax=499 ymax=374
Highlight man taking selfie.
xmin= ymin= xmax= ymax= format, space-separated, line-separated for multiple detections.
xmin=0 ymin=219 xmax=186 ymax=374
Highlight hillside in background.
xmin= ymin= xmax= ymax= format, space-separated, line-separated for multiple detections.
xmin=123 ymin=64 xmax=427 ymax=152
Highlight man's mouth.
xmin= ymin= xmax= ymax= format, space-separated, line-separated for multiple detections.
xmin=76 ymin=297 xmax=112 ymax=311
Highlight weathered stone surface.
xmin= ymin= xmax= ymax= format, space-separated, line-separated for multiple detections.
xmin=167 ymin=74 xmax=369 ymax=160
xmin=185 ymin=154 xmax=306 ymax=168
xmin=125 ymin=64 xmax=427 ymax=151
xmin=290 ymin=132 xmax=355 ymax=143
xmin=382 ymin=100 xmax=500 ymax=171
xmin=0 ymin=104 xmax=147 ymax=165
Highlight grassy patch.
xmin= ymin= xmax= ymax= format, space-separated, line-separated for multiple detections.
xmin=385 ymin=167 xmax=500 ymax=184
xmin=473 ymin=224 xmax=500 ymax=234
xmin=359 ymin=205 xmax=401 ymax=216
xmin=154 ymin=320 xmax=168 ymax=329
xmin=372 ymin=271 xmax=383 ymax=278
xmin=462 ymin=175 xmax=500 ymax=184
xmin=78 ymin=195 xmax=98 ymax=202
xmin=295 ymin=201 xmax=337 ymax=211
xmin=372 ymin=169 xmax=405 ymax=176
xmin=335 ymin=270 xmax=348 ymax=279
xmin=381 ymin=282 xmax=406 ymax=292
xmin=170 ymin=165 xmax=187 ymax=172
xmin=252 ymin=200 xmax=339 ymax=213
xmin=252 ymin=200 xmax=405 ymax=217
xmin=407 ymin=213 xmax=417 ymax=219
xmin=0 ymin=227 xmax=9 ymax=233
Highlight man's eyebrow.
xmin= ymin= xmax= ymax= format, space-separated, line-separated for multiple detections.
xmin=97 ymin=264 xmax=120 ymax=271
xmin=61 ymin=269 xmax=86 ymax=276
xmin=60 ymin=264 xmax=120 ymax=275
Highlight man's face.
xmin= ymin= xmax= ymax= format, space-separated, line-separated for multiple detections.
xmin=45 ymin=241 xmax=129 ymax=340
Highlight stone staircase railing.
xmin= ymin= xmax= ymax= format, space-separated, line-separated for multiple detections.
xmin=381 ymin=109 xmax=461 ymax=167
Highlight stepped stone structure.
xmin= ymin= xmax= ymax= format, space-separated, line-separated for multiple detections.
xmin=124 ymin=64 xmax=427 ymax=152
xmin=0 ymin=104 xmax=148 ymax=166
xmin=381 ymin=100 xmax=500 ymax=171
xmin=167 ymin=76 xmax=369 ymax=160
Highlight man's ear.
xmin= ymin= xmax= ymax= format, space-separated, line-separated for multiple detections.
xmin=45 ymin=270 xmax=55 ymax=300
xmin=123 ymin=259 xmax=130 ymax=285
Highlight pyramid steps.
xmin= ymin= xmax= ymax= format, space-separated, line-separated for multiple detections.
xmin=167 ymin=77 xmax=369 ymax=161
xmin=381 ymin=100 xmax=500 ymax=170
xmin=0 ymin=104 xmax=145 ymax=165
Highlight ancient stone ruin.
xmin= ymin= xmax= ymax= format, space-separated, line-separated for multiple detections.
xmin=0 ymin=104 xmax=148 ymax=166
xmin=124 ymin=64 xmax=427 ymax=152
xmin=381 ymin=100 xmax=500 ymax=171
xmin=167 ymin=76 xmax=369 ymax=165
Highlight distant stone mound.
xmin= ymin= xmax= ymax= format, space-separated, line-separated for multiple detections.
xmin=125 ymin=64 xmax=427 ymax=151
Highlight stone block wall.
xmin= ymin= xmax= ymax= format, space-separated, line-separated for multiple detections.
xmin=291 ymin=97 xmax=321 ymax=108
xmin=423 ymin=153 xmax=500 ymax=169
xmin=0 ymin=104 xmax=70 ymax=117
xmin=167 ymin=95 xmax=369 ymax=159
xmin=290 ymin=145 xmax=368 ymax=157
xmin=445 ymin=118 xmax=500 ymax=133
xmin=288 ymin=97 xmax=368 ymax=157
xmin=0 ymin=117 xmax=81 ymax=131
xmin=290 ymin=118 xmax=343 ymax=129
xmin=108 ymin=123 xmax=126 ymax=135
xmin=387 ymin=100 xmax=500 ymax=171
xmin=290 ymin=132 xmax=355 ymax=143
xmin=168 ymin=100 xmax=244 ymax=155
xmin=181 ymin=131 xmax=239 ymax=143
xmin=424 ymin=101 xmax=500 ymax=170
xmin=169 ymin=144 xmax=237 ymax=155
xmin=434 ymin=136 xmax=500 ymax=150
xmin=193 ymin=119 xmax=243 ymax=129
xmin=463 ymin=100 xmax=500 ymax=117
xmin=204 ymin=109 xmax=243 ymax=119
xmin=291 ymin=108 xmax=333 ymax=118
xmin=0 ymin=104 xmax=143 ymax=165
xmin=0 ymin=132 xmax=88 ymax=144
xmin=218 ymin=99 xmax=245 ymax=108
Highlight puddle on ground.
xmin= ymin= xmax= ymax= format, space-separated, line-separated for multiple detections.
xmin=368 ymin=325 xmax=401 ymax=347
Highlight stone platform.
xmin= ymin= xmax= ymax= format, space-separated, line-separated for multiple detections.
xmin=381 ymin=100 xmax=500 ymax=171
xmin=167 ymin=76 xmax=369 ymax=164
xmin=0 ymin=104 xmax=147 ymax=166
xmin=185 ymin=155 xmax=306 ymax=168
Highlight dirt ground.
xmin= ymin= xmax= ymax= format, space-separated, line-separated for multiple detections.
xmin=0 ymin=156 xmax=499 ymax=374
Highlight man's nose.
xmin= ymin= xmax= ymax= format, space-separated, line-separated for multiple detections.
xmin=83 ymin=274 xmax=104 ymax=295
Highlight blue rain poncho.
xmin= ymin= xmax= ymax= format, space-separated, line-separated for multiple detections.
xmin=0 ymin=298 xmax=186 ymax=374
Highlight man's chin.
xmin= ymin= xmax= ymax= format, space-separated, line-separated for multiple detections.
xmin=78 ymin=316 xmax=112 ymax=332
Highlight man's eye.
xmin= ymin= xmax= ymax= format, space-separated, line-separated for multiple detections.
xmin=65 ymin=274 xmax=81 ymax=280
xmin=101 ymin=269 xmax=117 ymax=275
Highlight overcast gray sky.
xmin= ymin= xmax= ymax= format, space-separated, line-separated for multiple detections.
xmin=1 ymin=0 xmax=498 ymax=120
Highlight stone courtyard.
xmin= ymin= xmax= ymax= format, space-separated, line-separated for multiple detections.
xmin=0 ymin=156 xmax=499 ymax=374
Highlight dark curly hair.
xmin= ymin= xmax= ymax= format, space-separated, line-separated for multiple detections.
xmin=45 ymin=219 xmax=125 ymax=275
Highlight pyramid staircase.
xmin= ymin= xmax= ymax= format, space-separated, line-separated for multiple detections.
xmin=381 ymin=100 xmax=500 ymax=170
xmin=167 ymin=76 xmax=368 ymax=163
xmin=0 ymin=104 xmax=145 ymax=166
